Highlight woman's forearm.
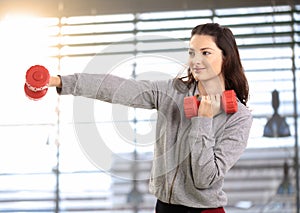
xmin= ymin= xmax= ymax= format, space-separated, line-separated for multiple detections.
xmin=49 ymin=76 xmax=62 ymax=88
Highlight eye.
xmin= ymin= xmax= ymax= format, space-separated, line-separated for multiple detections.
xmin=202 ymin=51 xmax=211 ymax=56
xmin=188 ymin=50 xmax=195 ymax=57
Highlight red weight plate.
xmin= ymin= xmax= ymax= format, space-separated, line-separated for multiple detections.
xmin=222 ymin=90 xmax=238 ymax=114
xmin=24 ymin=83 xmax=48 ymax=101
xmin=184 ymin=96 xmax=200 ymax=119
xmin=25 ymin=65 xmax=50 ymax=89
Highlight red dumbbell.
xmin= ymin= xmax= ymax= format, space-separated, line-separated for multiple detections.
xmin=221 ymin=90 xmax=238 ymax=114
xmin=183 ymin=90 xmax=238 ymax=119
xmin=24 ymin=65 xmax=50 ymax=100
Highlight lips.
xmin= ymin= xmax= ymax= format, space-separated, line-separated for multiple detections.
xmin=193 ymin=67 xmax=205 ymax=73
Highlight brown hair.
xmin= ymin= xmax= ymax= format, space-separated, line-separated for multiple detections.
xmin=177 ymin=23 xmax=249 ymax=105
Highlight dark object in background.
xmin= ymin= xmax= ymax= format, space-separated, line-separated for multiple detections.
xmin=263 ymin=90 xmax=291 ymax=137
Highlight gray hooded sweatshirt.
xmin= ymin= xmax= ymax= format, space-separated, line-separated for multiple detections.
xmin=58 ymin=73 xmax=253 ymax=208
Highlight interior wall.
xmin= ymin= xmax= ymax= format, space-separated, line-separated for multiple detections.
xmin=0 ymin=0 xmax=296 ymax=17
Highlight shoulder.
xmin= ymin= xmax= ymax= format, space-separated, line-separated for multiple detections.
xmin=230 ymin=101 xmax=253 ymax=127
xmin=149 ymin=78 xmax=188 ymax=93
xmin=237 ymin=102 xmax=252 ymax=117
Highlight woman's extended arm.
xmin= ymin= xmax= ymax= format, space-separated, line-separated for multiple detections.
xmin=49 ymin=76 xmax=62 ymax=88
xmin=48 ymin=73 xmax=171 ymax=110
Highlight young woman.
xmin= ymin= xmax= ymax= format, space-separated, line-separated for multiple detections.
xmin=49 ymin=23 xmax=252 ymax=213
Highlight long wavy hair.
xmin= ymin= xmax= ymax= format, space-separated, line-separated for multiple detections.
xmin=176 ymin=23 xmax=249 ymax=105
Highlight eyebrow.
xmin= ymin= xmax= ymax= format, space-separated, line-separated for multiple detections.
xmin=188 ymin=47 xmax=214 ymax=51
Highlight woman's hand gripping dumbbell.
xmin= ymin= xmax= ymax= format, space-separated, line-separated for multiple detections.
xmin=24 ymin=65 xmax=61 ymax=100
xmin=183 ymin=90 xmax=238 ymax=119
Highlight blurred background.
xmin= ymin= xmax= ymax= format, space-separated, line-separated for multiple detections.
xmin=0 ymin=0 xmax=299 ymax=212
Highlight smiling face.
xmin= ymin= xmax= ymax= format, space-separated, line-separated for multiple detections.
xmin=188 ymin=34 xmax=223 ymax=82
xmin=188 ymin=34 xmax=225 ymax=95
xmin=183 ymin=23 xmax=249 ymax=105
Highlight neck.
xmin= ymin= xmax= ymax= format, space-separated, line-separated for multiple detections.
xmin=197 ymin=75 xmax=225 ymax=96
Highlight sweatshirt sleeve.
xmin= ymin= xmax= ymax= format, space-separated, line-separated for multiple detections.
xmin=59 ymin=73 xmax=168 ymax=109
xmin=188 ymin=106 xmax=253 ymax=189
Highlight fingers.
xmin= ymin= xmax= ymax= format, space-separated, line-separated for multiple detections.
xmin=202 ymin=94 xmax=221 ymax=102
xmin=198 ymin=94 xmax=222 ymax=118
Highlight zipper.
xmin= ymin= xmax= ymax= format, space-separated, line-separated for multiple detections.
xmin=168 ymin=118 xmax=191 ymax=203
xmin=168 ymin=164 xmax=180 ymax=203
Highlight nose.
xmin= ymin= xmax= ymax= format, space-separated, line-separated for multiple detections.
xmin=192 ymin=52 xmax=204 ymax=65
